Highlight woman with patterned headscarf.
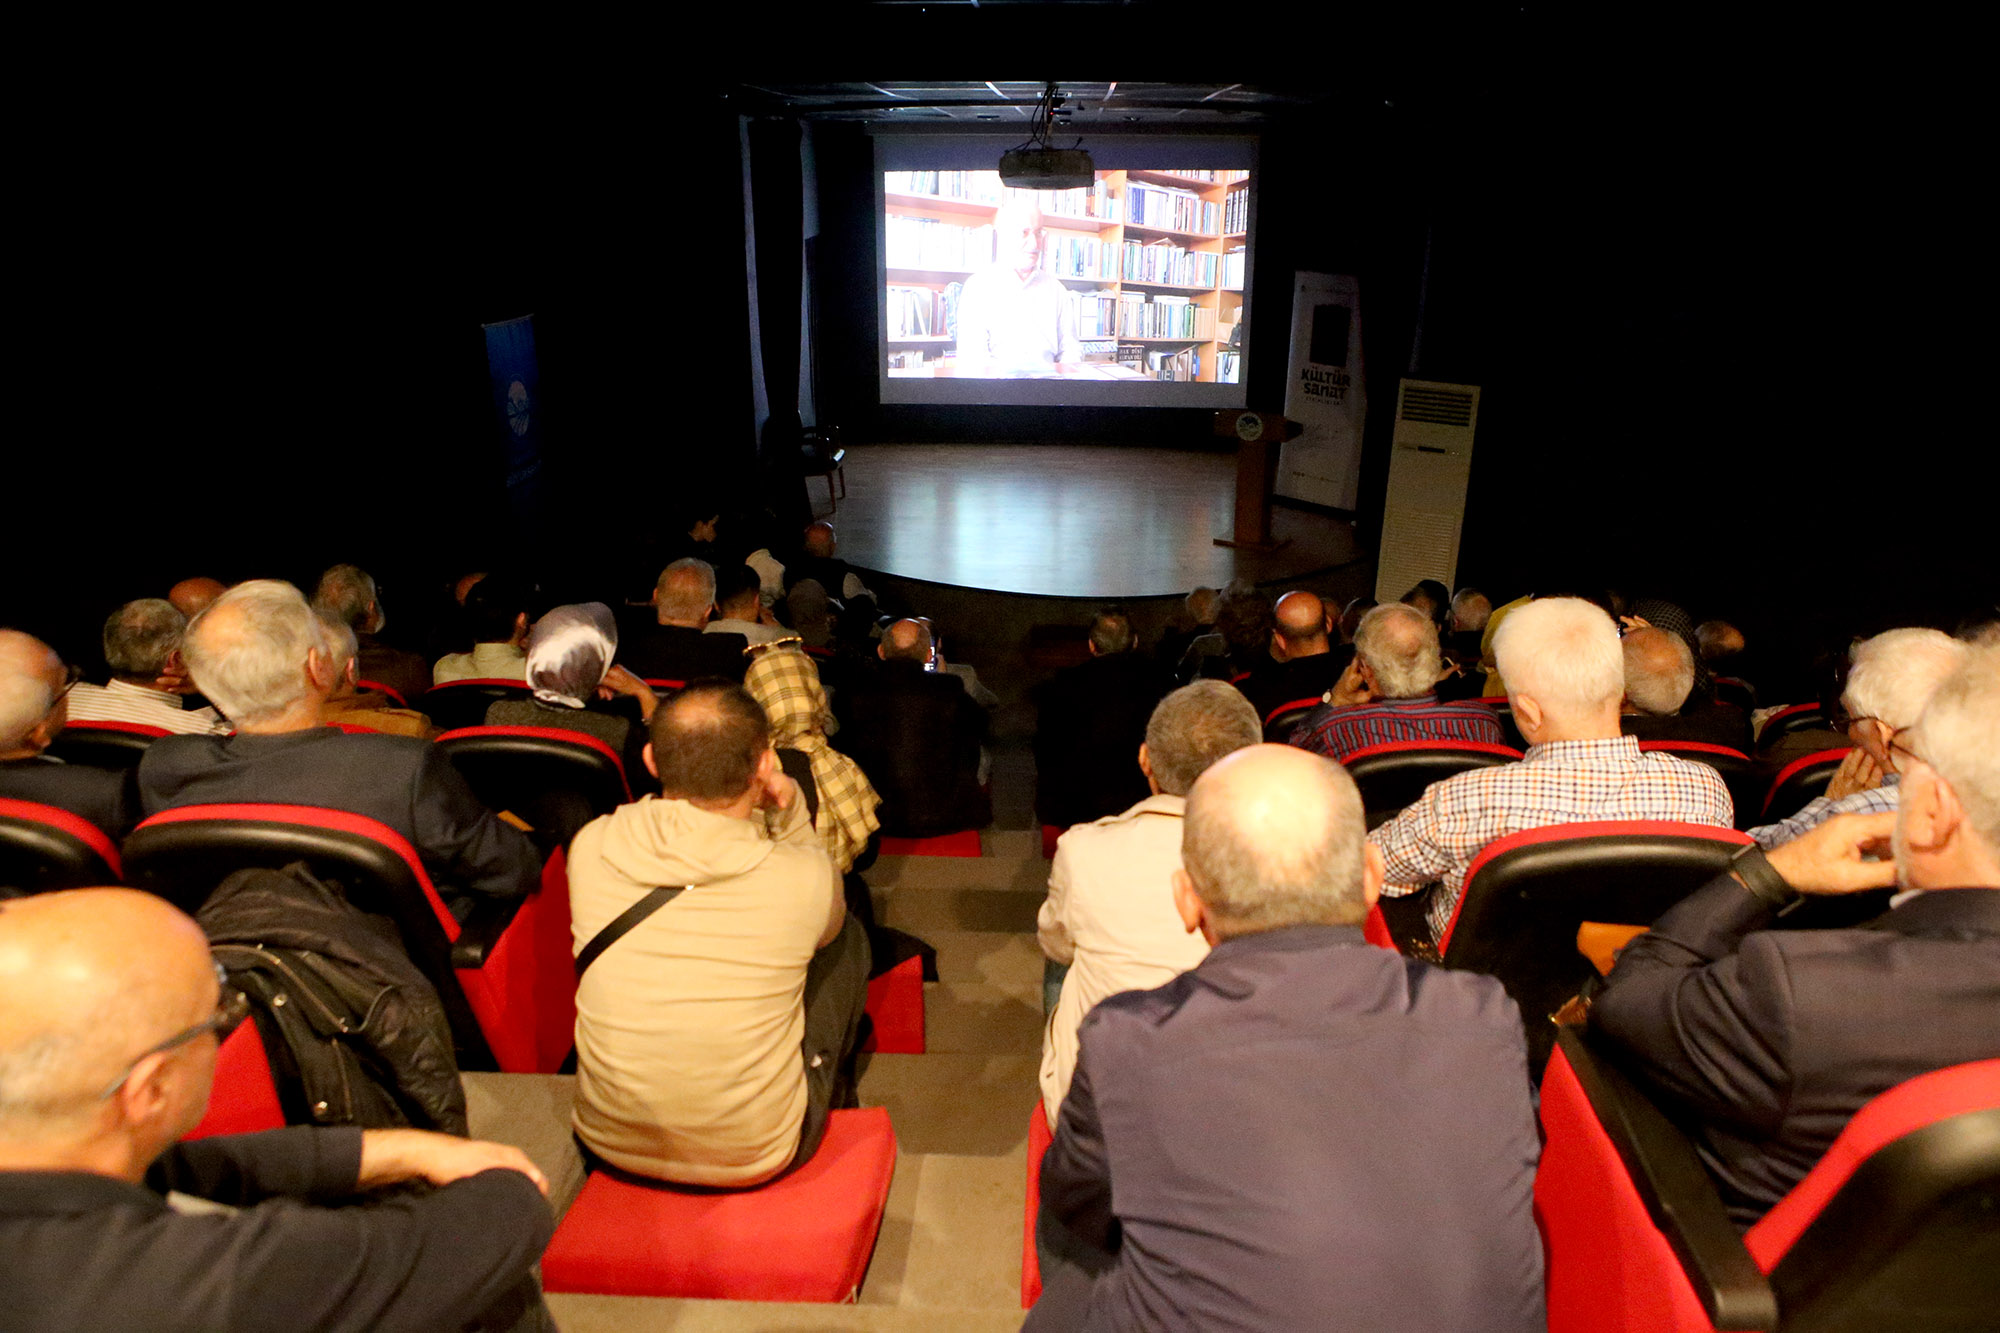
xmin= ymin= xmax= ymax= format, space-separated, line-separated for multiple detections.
xmin=743 ymin=641 xmax=879 ymax=872
xmin=484 ymin=602 xmax=657 ymax=784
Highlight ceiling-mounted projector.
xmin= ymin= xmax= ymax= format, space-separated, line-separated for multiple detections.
xmin=998 ymin=146 xmax=1096 ymax=190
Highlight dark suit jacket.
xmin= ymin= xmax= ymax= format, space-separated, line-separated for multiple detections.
xmin=137 ymin=728 xmax=541 ymax=902
xmin=0 ymin=756 xmax=138 ymax=838
xmin=1032 ymin=652 xmax=1171 ymax=829
xmin=617 ymin=619 xmax=748 ymax=684
xmin=833 ymin=660 xmax=988 ymax=837
xmin=1622 ymin=703 xmax=1753 ymax=752
xmin=1037 ymin=925 xmax=1547 ymax=1333
xmin=1237 ymin=648 xmax=1351 ymax=726
xmin=1591 ymin=877 xmax=2000 ymax=1226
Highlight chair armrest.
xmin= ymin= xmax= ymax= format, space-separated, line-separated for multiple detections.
xmin=1554 ymin=1029 xmax=1779 ymax=1330
xmin=450 ymin=892 xmax=527 ymax=968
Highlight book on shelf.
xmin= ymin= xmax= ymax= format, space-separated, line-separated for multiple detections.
xmin=1221 ymin=246 xmax=1246 ymax=290
xmin=1223 ymin=186 xmax=1248 ymax=235
xmin=1126 ymin=182 xmax=1221 ymax=235
xmin=1121 ymin=239 xmax=1220 ymax=288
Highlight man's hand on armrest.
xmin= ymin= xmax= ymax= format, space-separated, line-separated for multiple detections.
xmin=1760 ymin=811 xmax=1899 ymax=897
xmin=357 ymin=1129 xmax=549 ymax=1197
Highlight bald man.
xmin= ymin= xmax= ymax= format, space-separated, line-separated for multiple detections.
xmin=167 ymin=576 xmax=227 ymax=620
xmin=833 ymin=618 xmax=989 ymax=837
xmin=787 ymin=521 xmax=873 ymax=604
xmin=1237 ymin=589 xmax=1352 ymax=727
xmin=0 ymin=629 xmax=137 ymax=836
xmin=1618 ymin=623 xmax=1751 ymax=749
xmin=0 ymin=889 xmax=553 ymax=1330
xmin=1028 ymin=747 xmax=1544 ymax=1332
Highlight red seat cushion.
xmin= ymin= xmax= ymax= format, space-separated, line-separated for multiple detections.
xmin=878 ymin=829 xmax=982 ymax=857
xmin=184 ymin=1021 xmax=285 ymax=1140
xmin=1041 ymin=824 xmax=1062 ymax=859
xmin=542 ymin=1108 xmax=898 ymax=1301
xmin=1023 ymin=1100 xmax=1053 ymax=1307
xmin=861 ymin=955 xmax=925 ymax=1054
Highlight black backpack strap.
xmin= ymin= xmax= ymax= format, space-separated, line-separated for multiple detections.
xmin=575 ymin=886 xmax=687 ymax=978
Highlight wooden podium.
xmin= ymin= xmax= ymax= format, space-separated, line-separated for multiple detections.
xmin=1213 ymin=410 xmax=1300 ymax=551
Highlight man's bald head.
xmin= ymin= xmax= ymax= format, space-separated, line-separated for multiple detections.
xmin=880 ymin=618 xmax=933 ymax=663
xmin=1622 ymin=626 xmax=1696 ymax=716
xmin=1272 ymin=592 xmax=1330 ymax=659
xmin=647 ymin=681 xmax=771 ymax=802
xmin=1180 ymin=745 xmax=1371 ymax=937
xmin=803 ymin=522 xmax=837 ymax=559
xmin=0 ymin=890 xmax=217 ymax=1153
xmin=0 ymin=630 xmax=66 ymax=755
xmin=167 ymin=577 xmax=227 ymax=619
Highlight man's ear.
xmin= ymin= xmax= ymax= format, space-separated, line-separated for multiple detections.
xmin=112 ymin=1050 xmax=184 ymax=1141
xmin=303 ymin=649 xmax=335 ymax=695
xmin=1171 ymin=868 xmax=1207 ymax=936
xmin=877 ymin=642 xmax=888 ymax=661
xmin=1898 ymin=765 xmax=1959 ymax=854
xmin=1511 ymin=691 xmax=1543 ymax=738
xmin=642 ymin=742 xmax=659 ymax=780
xmin=1269 ymin=629 xmax=1288 ymax=662
xmin=1362 ymin=841 xmax=1384 ymax=908
xmin=1137 ymin=742 xmax=1153 ymax=785
xmin=754 ymin=746 xmax=779 ymax=787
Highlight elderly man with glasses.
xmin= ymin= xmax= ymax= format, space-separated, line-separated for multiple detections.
xmin=0 ymin=888 xmax=555 ymax=1331
xmin=1591 ymin=644 xmax=2000 ymax=1228
xmin=0 ymin=629 xmax=137 ymax=838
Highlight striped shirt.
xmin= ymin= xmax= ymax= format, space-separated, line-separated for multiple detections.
xmin=1368 ymin=734 xmax=1734 ymax=943
xmin=1750 ymin=774 xmax=1899 ymax=850
xmin=64 ymin=680 xmax=226 ymax=735
xmin=1293 ymin=693 xmax=1505 ymax=763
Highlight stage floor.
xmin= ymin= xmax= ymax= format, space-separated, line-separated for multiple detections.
xmin=827 ymin=444 xmax=1365 ymax=599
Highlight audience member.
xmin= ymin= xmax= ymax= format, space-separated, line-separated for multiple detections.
xmin=1177 ymin=580 xmax=1270 ymax=683
xmin=432 ymin=573 xmax=531 ymax=685
xmin=1449 ymin=587 xmax=1492 ymax=637
xmin=1033 ymin=607 xmax=1173 ymax=830
xmin=745 ymin=643 xmax=880 ymax=873
xmin=1592 ymin=644 xmax=2000 ymax=1226
xmin=1238 ymin=590 xmax=1350 ymax=725
xmin=0 ymin=631 xmax=136 ymax=837
xmin=310 ymin=563 xmax=430 ymax=705
xmin=1037 ymin=681 xmax=1261 ymax=1124
xmin=166 ymin=577 xmax=227 ymax=620
xmin=787 ymin=521 xmax=874 ymax=604
xmin=1697 ymin=618 xmax=1746 ymax=666
xmin=784 ymin=579 xmax=835 ymax=652
xmin=1028 ymin=745 xmax=1545 ymax=1332
xmin=1337 ymin=595 xmax=1376 ymax=645
xmin=619 ymin=558 xmax=749 ymax=684
xmin=1619 ymin=624 xmax=1751 ymax=749
xmin=707 ymin=563 xmax=790 ymax=646
xmin=1439 ymin=586 xmax=1492 ymax=697
xmin=1750 ymin=627 xmax=1967 ymax=850
xmin=1370 ymin=597 xmax=1733 ymax=944
xmin=64 ymin=600 xmax=225 ymax=735
xmin=1293 ymin=603 xmax=1505 ymax=762
xmin=138 ymin=581 xmax=541 ymax=909
xmin=484 ymin=603 xmax=656 ymax=782
xmin=1400 ymin=578 xmax=1451 ymax=628
xmin=0 ymin=888 xmax=553 ymax=1329
xmin=1153 ymin=586 xmax=1219 ymax=673
xmin=316 ymin=615 xmax=436 ymax=739
xmin=1625 ymin=594 xmax=1715 ymax=705
xmin=568 ymin=682 xmax=869 ymax=1187
xmin=834 ymin=619 xmax=990 ymax=837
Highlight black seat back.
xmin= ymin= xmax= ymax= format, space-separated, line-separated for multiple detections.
xmin=422 ymin=680 xmax=533 ymax=733
xmin=1342 ymin=741 xmax=1524 ymax=830
xmin=0 ymin=797 xmax=123 ymax=893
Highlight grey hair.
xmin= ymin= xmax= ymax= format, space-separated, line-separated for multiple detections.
xmin=1904 ymin=644 xmax=2000 ymax=856
xmin=1843 ymin=628 xmax=1968 ymax=731
xmin=656 ymin=558 xmax=717 ymax=623
xmin=1355 ymin=603 xmax=1441 ymax=699
xmin=1449 ymin=588 xmax=1491 ymax=634
xmin=1492 ymin=597 xmax=1624 ymax=719
xmin=1182 ymin=749 xmax=1368 ymax=931
xmin=183 ymin=581 xmax=331 ymax=727
xmin=316 ymin=611 xmax=359 ymax=680
xmin=310 ymin=564 xmax=376 ymax=630
xmin=102 ymin=599 xmax=186 ymax=678
xmin=1088 ymin=607 xmax=1134 ymax=656
xmin=1622 ymin=627 xmax=1695 ymax=716
xmin=1144 ymin=680 xmax=1262 ymax=796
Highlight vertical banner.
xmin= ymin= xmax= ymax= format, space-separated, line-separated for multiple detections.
xmin=483 ymin=315 xmax=546 ymax=525
xmin=1277 ymin=273 xmax=1366 ymax=510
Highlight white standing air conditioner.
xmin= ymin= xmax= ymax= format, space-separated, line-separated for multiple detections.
xmin=1375 ymin=379 xmax=1481 ymax=603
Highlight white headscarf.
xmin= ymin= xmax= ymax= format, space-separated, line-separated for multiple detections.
xmin=524 ymin=603 xmax=618 ymax=709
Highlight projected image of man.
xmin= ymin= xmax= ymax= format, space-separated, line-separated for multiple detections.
xmin=953 ymin=203 xmax=1081 ymax=376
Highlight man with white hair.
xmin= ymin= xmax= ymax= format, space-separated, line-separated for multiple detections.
xmin=1294 ymin=602 xmax=1506 ymax=761
xmin=619 ymin=557 xmax=749 ymax=684
xmin=1037 ymin=681 xmax=1262 ymax=1124
xmin=0 ymin=630 xmax=136 ymax=836
xmin=310 ymin=563 xmax=429 ymax=706
xmin=1028 ymin=745 xmax=1545 ymax=1332
xmin=1618 ymin=623 xmax=1750 ymax=749
xmin=953 ymin=201 xmax=1082 ymax=376
xmin=64 ymin=600 xmax=226 ymax=735
xmin=1748 ymin=627 xmax=1968 ymax=850
xmin=137 ymin=581 xmax=539 ymax=907
xmin=1368 ymin=597 xmax=1733 ymax=945
xmin=1592 ymin=644 xmax=2000 ymax=1226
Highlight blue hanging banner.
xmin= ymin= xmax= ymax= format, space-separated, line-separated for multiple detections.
xmin=483 ymin=315 xmax=544 ymax=511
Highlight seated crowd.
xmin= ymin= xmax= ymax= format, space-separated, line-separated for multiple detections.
xmin=3 ymin=539 xmax=1996 ymax=1327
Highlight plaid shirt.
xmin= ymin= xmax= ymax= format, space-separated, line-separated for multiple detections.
xmin=744 ymin=641 xmax=881 ymax=872
xmin=1293 ymin=693 xmax=1506 ymax=763
xmin=1368 ymin=734 xmax=1734 ymax=943
xmin=1750 ymin=773 xmax=1899 ymax=850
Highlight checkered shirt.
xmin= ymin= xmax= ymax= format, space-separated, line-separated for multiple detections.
xmin=1749 ymin=774 xmax=1899 ymax=851
xmin=1293 ymin=693 xmax=1507 ymax=763
xmin=1368 ymin=734 xmax=1734 ymax=943
xmin=744 ymin=641 xmax=881 ymax=872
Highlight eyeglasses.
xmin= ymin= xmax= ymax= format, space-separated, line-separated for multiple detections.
xmin=52 ymin=663 xmax=84 ymax=704
xmin=1885 ymin=732 xmax=1930 ymax=773
xmin=97 ymin=961 xmax=252 ymax=1100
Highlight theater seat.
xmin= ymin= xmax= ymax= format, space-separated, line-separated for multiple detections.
xmin=1340 ymin=740 xmax=1524 ymax=830
xmin=1261 ymin=696 xmax=1325 ymax=744
xmin=1440 ymin=821 xmax=1751 ymax=1072
xmin=121 ymin=804 xmax=575 ymax=1074
xmin=860 ymin=954 xmax=925 ymax=1054
xmin=0 ymin=797 xmax=123 ymax=892
xmin=435 ymin=726 xmax=632 ymax=850
xmin=1041 ymin=824 xmax=1063 ymax=859
xmin=421 ymin=678 xmax=533 ymax=733
xmin=878 ymin=829 xmax=982 ymax=857
xmin=183 ymin=1019 xmax=287 ymax=1140
xmin=1023 ymin=1100 xmax=1053 ymax=1308
xmin=1538 ymin=1027 xmax=2000 ymax=1333
xmin=1755 ymin=702 xmax=1829 ymax=751
xmin=1760 ymin=747 xmax=1853 ymax=823
xmin=354 ymin=678 xmax=409 ymax=708
xmin=1636 ymin=741 xmax=1765 ymax=830
xmin=43 ymin=719 xmax=171 ymax=771
xmin=542 ymin=1107 xmax=898 ymax=1301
